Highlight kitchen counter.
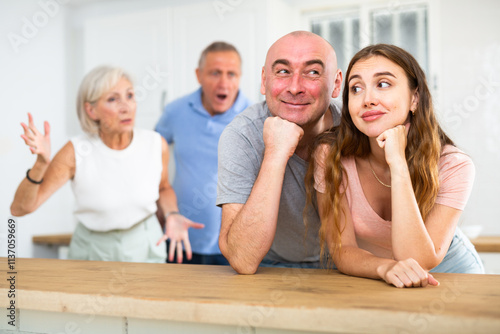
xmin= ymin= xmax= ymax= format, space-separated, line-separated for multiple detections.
xmin=471 ymin=236 xmax=500 ymax=252
xmin=1 ymin=257 xmax=499 ymax=334
xmin=32 ymin=233 xmax=72 ymax=247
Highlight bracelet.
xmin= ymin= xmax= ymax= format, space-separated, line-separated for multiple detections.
xmin=26 ymin=169 xmax=43 ymax=184
xmin=165 ymin=211 xmax=180 ymax=219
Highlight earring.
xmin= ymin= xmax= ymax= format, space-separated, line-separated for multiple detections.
xmin=411 ymin=109 xmax=415 ymax=116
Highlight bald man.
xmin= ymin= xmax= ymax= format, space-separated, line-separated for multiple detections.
xmin=216 ymin=31 xmax=343 ymax=274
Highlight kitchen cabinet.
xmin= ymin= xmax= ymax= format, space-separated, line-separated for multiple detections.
xmin=1 ymin=257 xmax=499 ymax=333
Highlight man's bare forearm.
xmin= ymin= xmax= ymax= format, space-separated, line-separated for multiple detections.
xmin=221 ymin=152 xmax=288 ymax=274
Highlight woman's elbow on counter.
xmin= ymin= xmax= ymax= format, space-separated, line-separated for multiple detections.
xmin=422 ymin=259 xmax=442 ymax=272
xmin=393 ymin=254 xmax=441 ymax=272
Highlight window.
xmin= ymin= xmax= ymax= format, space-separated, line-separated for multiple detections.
xmin=311 ymin=10 xmax=360 ymax=75
xmin=372 ymin=5 xmax=428 ymax=72
xmin=307 ymin=3 xmax=429 ymax=75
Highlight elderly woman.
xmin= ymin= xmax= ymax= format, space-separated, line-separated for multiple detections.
xmin=10 ymin=66 xmax=203 ymax=263
xmin=307 ymin=44 xmax=484 ymax=288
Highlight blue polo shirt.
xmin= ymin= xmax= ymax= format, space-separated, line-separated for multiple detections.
xmin=155 ymin=88 xmax=251 ymax=255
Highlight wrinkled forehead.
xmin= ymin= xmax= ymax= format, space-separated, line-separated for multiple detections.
xmin=265 ymin=34 xmax=336 ymax=70
xmin=203 ymin=50 xmax=241 ymax=68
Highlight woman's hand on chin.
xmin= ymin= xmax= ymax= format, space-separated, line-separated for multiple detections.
xmin=376 ymin=123 xmax=410 ymax=167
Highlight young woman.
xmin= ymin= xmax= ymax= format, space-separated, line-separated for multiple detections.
xmin=11 ymin=66 xmax=203 ymax=262
xmin=307 ymin=44 xmax=484 ymax=288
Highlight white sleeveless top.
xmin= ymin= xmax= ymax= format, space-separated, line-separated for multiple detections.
xmin=70 ymin=129 xmax=162 ymax=231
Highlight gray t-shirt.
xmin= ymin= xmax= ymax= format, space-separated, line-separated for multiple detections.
xmin=216 ymin=101 xmax=341 ymax=264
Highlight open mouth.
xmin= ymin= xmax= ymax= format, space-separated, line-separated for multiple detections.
xmin=216 ymin=94 xmax=228 ymax=102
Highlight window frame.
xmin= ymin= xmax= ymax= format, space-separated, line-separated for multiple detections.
xmin=299 ymin=0 xmax=441 ymax=106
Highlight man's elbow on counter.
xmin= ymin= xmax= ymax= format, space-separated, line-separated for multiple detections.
xmin=219 ymin=241 xmax=258 ymax=274
xmin=230 ymin=260 xmax=259 ymax=275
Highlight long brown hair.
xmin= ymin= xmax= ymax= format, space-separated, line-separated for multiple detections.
xmin=305 ymin=44 xmax=454 ymax=264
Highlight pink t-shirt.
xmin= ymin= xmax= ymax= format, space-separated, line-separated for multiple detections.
xmin=314 ymin=145 xmax=475 ymax=258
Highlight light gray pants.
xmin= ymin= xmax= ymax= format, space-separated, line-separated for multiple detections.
xmin=68 ymin=215 xmax=166 ymax=263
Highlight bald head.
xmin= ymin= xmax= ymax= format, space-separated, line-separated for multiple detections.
xmin=264 ymin=31 xmax=338 ymax=75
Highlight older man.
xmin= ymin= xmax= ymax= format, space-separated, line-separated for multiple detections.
xmin=156 ymin=41 xmax=251 ymax=265
xmin=217 ymin=31 xmax=343 ymax=274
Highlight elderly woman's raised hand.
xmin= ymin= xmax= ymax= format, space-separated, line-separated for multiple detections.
xmin=20 ymin=113 xmax=51 ymax=164
xmin=156 ymin=213 xmax=204 ymax=263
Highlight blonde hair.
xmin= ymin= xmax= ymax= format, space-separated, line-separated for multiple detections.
xmin=76 ymin=66 xmax=133 ymax=135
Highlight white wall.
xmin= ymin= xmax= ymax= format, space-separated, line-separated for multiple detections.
xmin=438 ymin=0 xmax=500 ymax=235
xmin=1 ymin=0 xmax=499 ymax=260
xmin=70 ymin=0 xmax=302 ymax=125
xmin=0 ymin=0 xmax=75 ymax=258
xmin=0 ymin=0 xmax=298 ymax=258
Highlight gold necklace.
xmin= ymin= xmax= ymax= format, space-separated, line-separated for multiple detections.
xmin=368 ymin=157 xmax=391 ymax=188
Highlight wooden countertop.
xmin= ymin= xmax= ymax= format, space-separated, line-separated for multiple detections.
xmin=471 ymin=236 xmax=500 ymax=252
xmin=1 ymin=258 xmax=499 ymax=333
